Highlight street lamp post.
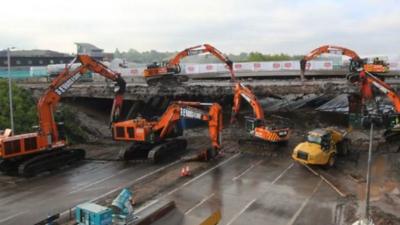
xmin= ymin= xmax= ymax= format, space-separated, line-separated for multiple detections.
xmin=365 ymin=123 xmax=374 ymax=221
xmin=352 ymin=123 xmax=375 ymax=225
xmin=7 ymin=47 xmax=15 ymax=134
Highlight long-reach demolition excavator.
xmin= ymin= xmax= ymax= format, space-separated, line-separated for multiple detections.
xmin=300 ymin=45 xmax=389 ymax=79
xmin=230 ymin=82 xmax=291 ymax=147
xmin=348 ymin=70 xmax=400 ymax=141
xmin=112 ymin=101 xmax=223 ymax=162
xmin=144 ymin=44 xmax=233 ymax=86
xmin=0 ymin=55 xmax=126 ymax=176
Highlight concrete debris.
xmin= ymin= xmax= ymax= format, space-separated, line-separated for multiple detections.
xmin=316 ymin=94 xmax=349 ymax=112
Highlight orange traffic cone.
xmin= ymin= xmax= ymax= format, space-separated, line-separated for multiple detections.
xmin=180 ymin=167 xmax=186 ymax=177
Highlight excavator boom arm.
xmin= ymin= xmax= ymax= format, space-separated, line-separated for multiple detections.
xmin=78 ymin=55 xmax=126 ymax=123
xmin=167 ymin=44 xmax=235 ymax=81
xmin=151 ymin=101 xmax=223 ymax=149
xmin=359 ymin=71 xmax=400 ymax=113
xmin=301 ymin=45 xmax=361 ymax=76
xmin=303 ymin=45 xmax=360 ymax=61
xmin=207 ymin=103 xmax=223 ymax=149
xmin=231 ymin=82 xmax=264 ymax=123
xmin=37 ymin=55 xmax=126 ymax=142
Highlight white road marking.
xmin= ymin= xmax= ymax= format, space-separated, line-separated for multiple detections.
xmin=91 ymin=160 xmax=181 ymax=203
xmin=232 ymin=159 xmax=263 ymax=181
xmin=135 ymin=199 xmax=160 ymax=214
xmin=68 ymin=168 xmax=130 ymax=194
xmin=59 ymin=159 xmax=181 ymax=221
xmin=302 ymin=163 xmax=347 ymax=197
xmin=185 ymin=193 xmax=215 ymax=215
xmin=0 ymin=210 xmax=29 ymax=223
xmin=286 ymin=179 xmax=323 ymax=225
xmin=225 ymin=198 xmax=257 ymax=225
xmin=271 ymin=163 xmax=294 ymax=184
xmin=167 ymin=153 xmax=240 ymax=196
xmin=225 ymin=162 xmax=294 ymax=225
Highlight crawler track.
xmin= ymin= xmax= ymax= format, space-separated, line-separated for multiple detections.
xmin=0 ymin=148 xmax=85 ymax=177
xmin=119 ymin=139 xmax=188 ymax=163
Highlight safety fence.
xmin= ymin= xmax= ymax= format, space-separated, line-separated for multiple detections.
xmin=183 ymin=60 xmax=334 ymax=74
xmin=1 ymin=60 xmax=399 ymax=79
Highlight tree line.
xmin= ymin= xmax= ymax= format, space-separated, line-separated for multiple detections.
xmin=114 ymin=48 xmax=303 ymax=64
xmin=0 ymin=79 xmax=87 ymax=143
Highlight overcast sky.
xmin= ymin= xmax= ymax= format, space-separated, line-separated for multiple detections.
xmin=1 ymin=0 xmax=399 ymax=57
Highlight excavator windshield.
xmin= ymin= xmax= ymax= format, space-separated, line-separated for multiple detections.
xmin=307 ymin=134 xmax=322 ymax=145
xmin=307 ymin=131 xmax=331 ymax=150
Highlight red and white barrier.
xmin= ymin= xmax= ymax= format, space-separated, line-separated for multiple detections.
xmin=233 ymin=62 xmax=254 ymax=72
xmin=184 ymin=64 xmax=200 ymax=74
xmin=389 ymin=61 xmax=400 ymax=71
xmin=105 ymin=60 xmax=338 ymax=78
xmin=307 ymin=61 xmax=333 ymax=70
xmin=275 ymin=61 xmax=300 ymax=70
xmin=182 ymin=60 xmax=333 ymax=73
xmin=252 ymin=62 xmax=271 ymax=71
xmin=113 ymin=67 xmax=145 ymax=77
xmin=216 ymin=63 xmax=230 ymax=72
xmin=198 ymin=63 xmax=218 ymax=73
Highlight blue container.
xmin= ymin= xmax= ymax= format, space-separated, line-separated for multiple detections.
xmin=75 ymin=202 xmax=113 ymax=225
xmin=0 ymin=69 xmax=31 ymax=78
xmin=111 ymin=188 xmax=132 ymax=214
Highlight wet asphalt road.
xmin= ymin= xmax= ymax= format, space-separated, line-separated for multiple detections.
xmin=152 ymin=153 xmax=340 ymax=225
xmin=0 ymin=159 xmax=180 ymax=225
xmin=0 ymin=150 xmax=341 ymax=225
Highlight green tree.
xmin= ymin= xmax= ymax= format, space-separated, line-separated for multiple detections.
xmin=248 ymin=52 xmax=267 ymax=61
xmin=55 ymin=105 xmax=88 ymax=144
xmin=0 ymin=79 xmax=37 ymax=133
xmin=113 ymin=48 xmax=302 ymax=63
xmin=0 ymin=79 xmax=87 ymax=143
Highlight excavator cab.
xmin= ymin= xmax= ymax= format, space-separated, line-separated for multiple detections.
xmin=388 ymin=114 xmax=400 ymax=128
xmin=320 ymin=134 xmax=332 ymax=151
xmin=384 ymin=114 xmax=400 ymax=141
xmin=349 ymin=59 xmax=363 ymax=72
xmin=147 ymin=62 xmax=161 ymax=69
xmin=244 ymin=117 xmax=263 ymax=133
xmin=306 ymin=129 xmax=332 ymax=151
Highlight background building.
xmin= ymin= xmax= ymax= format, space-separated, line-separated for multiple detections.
xmin=75 ymin=43 xmax=105 ymax=60
xmin=0 ymin=50 xmax=74 ymax=68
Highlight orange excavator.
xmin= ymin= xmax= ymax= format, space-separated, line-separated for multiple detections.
xmin=198 ymin=48 xmax=290 ymax=147
xmin=112 ymin=101 xmax=223 ymax=162
xmin=230 ymin=82 xmax=291 ymax=147
xmin=0 ymin=55 xmax=126 ymax=176
xmin=300 ymin=45 xmax=389 ymax=79
xmin=348 ymin=70 xmax=400 ymax=140
xmin=144 ymin=44 xmax=234 ymax=86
